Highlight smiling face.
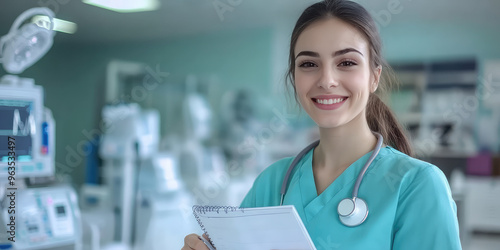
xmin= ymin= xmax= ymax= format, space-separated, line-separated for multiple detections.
xmin=294 ymin=17 xmax=380 ymax=130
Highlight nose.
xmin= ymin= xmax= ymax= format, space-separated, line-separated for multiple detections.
xmin=317 ymin=67 xmax=338 ymax=89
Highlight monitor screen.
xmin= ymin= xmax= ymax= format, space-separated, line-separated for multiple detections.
xmin=0 ymin=99 xmax=34 ymax=160
xmin=56 ymin=205 xmax=66 ymax=216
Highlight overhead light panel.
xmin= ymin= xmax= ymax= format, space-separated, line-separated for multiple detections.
xmin=32 ymin=16 xmax=78 ymax=34
xmin=83 ymin=0 xmax=160 ymax=13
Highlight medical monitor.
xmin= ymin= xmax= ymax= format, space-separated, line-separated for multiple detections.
xmin=0 ymin=76 xmax=55 ymax=178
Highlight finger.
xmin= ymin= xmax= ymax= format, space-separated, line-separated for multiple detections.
xmin=199 ymin=235 xmax=214 ymax=250
xmin=184 ymin=234 xmax=209 ymax=250
xmin=202 ymin=233 xmax=210 ymax=241
xmin=184 ymin=234 xmax=198 ymax=249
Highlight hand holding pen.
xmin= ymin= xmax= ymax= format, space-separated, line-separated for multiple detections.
xmin=182 ymin=233 xmax=215 ymax=250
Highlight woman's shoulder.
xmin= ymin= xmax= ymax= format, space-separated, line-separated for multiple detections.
xmin=374 ymin=146 xmax=451 ymax=195
xmin=377 ymin=146 xmax=440 ymax=173
xmin=381 ymin=148 xmax=461 ymax=248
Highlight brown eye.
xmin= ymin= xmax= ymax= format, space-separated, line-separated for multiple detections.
xmin=339 ymin=60 xmax=357 ymax=67
xmin=299 ymin=62 xmax=317 ymax=68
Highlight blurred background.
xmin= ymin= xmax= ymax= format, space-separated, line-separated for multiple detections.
xmin=0 ymin=0 xmax=499 ymax=249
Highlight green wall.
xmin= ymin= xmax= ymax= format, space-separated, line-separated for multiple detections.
xmin=381 ymin=21 xmax=500 ymax=61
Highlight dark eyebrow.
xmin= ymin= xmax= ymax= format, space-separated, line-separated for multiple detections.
xmin=295 ymin=48 xmax=364 ymax=60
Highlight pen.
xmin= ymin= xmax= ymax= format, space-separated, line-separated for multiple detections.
xmin=199 ymin=236 xmax=216 ymax=250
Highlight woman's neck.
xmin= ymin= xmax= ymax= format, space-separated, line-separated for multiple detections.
xmin=313 ymin=114 xmax=377 ymax=173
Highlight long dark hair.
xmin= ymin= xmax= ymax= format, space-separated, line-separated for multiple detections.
xmin=285 ymin=0 xmax=414 ymax=156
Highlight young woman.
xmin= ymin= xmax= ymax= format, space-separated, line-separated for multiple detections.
xmin=183 ymin=0 xmax=461 ymax=249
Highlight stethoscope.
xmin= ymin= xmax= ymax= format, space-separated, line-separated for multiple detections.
xmin=280 ymin=132 xmax=384 ymax=227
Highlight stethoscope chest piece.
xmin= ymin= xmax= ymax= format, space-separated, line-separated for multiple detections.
xmin=337 ymin=197 xmax=369 ymax=227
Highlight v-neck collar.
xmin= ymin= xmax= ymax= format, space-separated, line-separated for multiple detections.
xmin=297 ymin=146 xmax=383 ymax=222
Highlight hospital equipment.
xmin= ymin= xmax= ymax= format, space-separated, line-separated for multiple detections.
xmin=464 ymin=177 xmax=500 ymax=233
xmin=1 ymin=186 xmax=81 ymax=250
xmin=480 ymin=60 xmax=500 ymax=152
xmin=182 ymin=75 xmax=213 ymax=141
xmin=96 ymin=103 xmax=195 ymax=250
xmin=219 ymin=89 xmax=263 ymax=170
xmin=175 ymin=76 xmax=227 ymax=204
xmin=179 ymin=89 xmax=222 ymax=189
xmin=134 ymin=152 xmax=194 ymax=250
xmin=280 ymin=132 xmax=383 ymax=227
xmin=98 ymin=103 xmax=158 ymax=248
xmin=0 ymin=77 xmax=82 ymax=249
xmin=0 ymin=8 xmax=55 ymax=74
xmin=393 ymin=59 xmax=478 ymax=156
xmin=0 ymin=8 xmax=82 ymax=249
xmin=0 ymin=75 xmax=55 ymax=178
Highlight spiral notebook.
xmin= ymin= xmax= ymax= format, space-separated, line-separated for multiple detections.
xmin=192 ymin=205 xmax=317 ymax=250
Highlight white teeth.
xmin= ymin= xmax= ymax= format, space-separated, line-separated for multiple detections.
xmin=316 ymin=98 xmax=345 ymax=105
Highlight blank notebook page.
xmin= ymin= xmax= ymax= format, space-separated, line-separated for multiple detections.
xmin=193 ymin=205 xmax=317 ymax=250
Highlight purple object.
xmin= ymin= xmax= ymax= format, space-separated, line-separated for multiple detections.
xmin=466 ymin=152 xmax=492 ymax=176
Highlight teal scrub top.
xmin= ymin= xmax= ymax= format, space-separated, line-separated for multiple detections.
xmin=240 ymin=146 xmax=462 ymax=250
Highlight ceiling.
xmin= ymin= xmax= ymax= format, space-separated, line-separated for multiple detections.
xmin=0 ymin=0 xmax=499 ymax=45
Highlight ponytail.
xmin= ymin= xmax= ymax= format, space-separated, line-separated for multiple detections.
xmin=367 ymin=94 xmax=414 ymax=156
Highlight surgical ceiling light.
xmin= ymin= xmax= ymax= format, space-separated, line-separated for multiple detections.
xmin=0 ymin=8 xmax=55 ymax=74
xmin=83 ymin=0 xmax=160 ymax=13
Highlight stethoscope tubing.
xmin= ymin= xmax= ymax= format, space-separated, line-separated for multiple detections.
xmin=352 ymin=132 xmax=383 ymax=197
xmin=280 ymin=132 xmax=383 ymax=206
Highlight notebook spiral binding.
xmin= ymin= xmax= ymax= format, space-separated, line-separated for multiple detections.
xmin=192 ymin=205 xmax=245 ymax=248
xmin=193 ymin=205 xmax=242 ymax=214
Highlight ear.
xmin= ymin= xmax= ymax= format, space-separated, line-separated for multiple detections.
xmin=371 ymin=66 xmax=382 ymax=93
